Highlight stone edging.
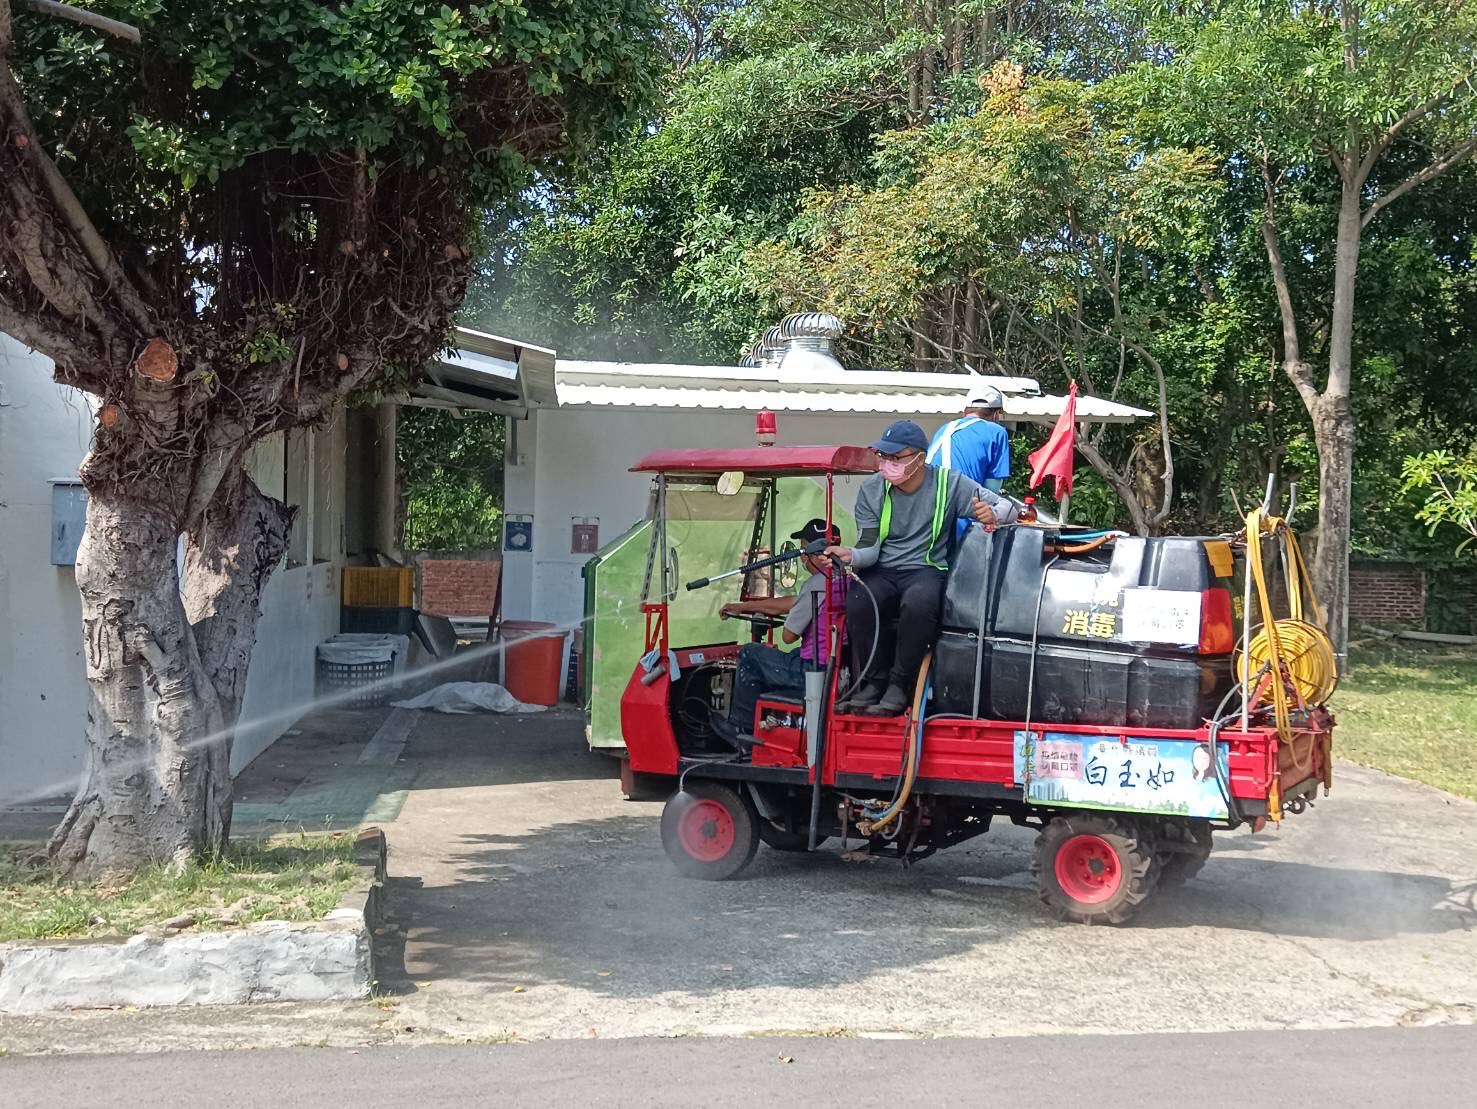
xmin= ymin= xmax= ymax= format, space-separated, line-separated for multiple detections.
xmin=0 ymin=826 xmax=388 ymax=1014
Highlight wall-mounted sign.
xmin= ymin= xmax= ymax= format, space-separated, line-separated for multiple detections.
xmin=504 ymin=516 xmax=533 ymax=553
xmin=571 ymin=517 xmax=600 ymax=555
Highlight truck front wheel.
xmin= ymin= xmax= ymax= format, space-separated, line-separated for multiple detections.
xmin=661 ymin=782 xmax=760 ymax=880
xmin=1034 ymin=814 xmax=1158 ymax=925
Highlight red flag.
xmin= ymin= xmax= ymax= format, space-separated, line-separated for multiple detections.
xmin=1028 ymin=382 xmax=1077 ymax=499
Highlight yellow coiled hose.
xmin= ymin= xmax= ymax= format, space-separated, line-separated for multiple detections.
xmin=1234 ymin=508 xmax=1338 ymax=813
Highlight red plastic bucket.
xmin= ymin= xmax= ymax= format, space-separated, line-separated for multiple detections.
xmin=500 ymin=620 xmax=564 ymax=706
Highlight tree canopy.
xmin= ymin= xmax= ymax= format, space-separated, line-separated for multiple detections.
xmin=474 ymin=0 xmax=1477 ymax=567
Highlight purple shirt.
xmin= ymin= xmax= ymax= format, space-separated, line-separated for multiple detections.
xmin=784 ymin=569 xmax=848 ymax=665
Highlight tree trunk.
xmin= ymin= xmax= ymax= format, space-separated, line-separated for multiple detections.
xmin=1309 ymin=183 xmax=1361 ymax=667
xmin=1309 ymin=393 xmax=1354 ymax=667
xmin=49 ymin=464 xmax=291 ymax=875
xmin=184 ymin=468 xmax=296 ymax=725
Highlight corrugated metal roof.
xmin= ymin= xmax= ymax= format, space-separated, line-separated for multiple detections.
xmin=555 ymin=382 xmax=1148 ymax=423
xmin=415 ymin=343 xmax=1151 ymax=423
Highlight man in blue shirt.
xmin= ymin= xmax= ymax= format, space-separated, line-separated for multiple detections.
xmin=927 ymin=386 xmax=1011 ymax=492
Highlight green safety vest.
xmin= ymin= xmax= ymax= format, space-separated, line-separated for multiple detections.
xmin=878 ymin=465 xmax=950 ymax=570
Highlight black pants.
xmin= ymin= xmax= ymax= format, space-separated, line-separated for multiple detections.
xmin=728 ymin=643 xmax=812 ymax=735
xmin=846 ymin=565 xmax=947 ymax=691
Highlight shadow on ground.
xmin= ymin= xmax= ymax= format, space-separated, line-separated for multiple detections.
xmin=377 ymin=806 xmax=1476 ymax=1003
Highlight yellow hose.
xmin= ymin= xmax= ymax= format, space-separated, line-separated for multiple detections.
xmin=1234 ymin=509 xmax=1338 ymax=814
xmin=856 ymin=653 xmax=933 ymax=837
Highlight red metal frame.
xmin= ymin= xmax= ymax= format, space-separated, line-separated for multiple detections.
xmin=631 ymin=446 xmax=878 ymax=476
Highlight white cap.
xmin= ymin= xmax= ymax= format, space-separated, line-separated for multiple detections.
xmin=967 ymin=385 xmax=1005 ymax=409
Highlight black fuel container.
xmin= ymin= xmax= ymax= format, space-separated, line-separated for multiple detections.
xmin=932 ymin=526 xmax=1238 ymax=729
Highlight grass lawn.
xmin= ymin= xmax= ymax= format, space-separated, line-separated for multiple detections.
xmin=1336 ymin=642 xmax=1477 ymax=800
xmin=0 ymin=832 xmax=359 ymax=943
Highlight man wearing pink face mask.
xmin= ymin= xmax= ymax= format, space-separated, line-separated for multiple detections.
xmin=826 ymin=419 xmax=1018 ymax=716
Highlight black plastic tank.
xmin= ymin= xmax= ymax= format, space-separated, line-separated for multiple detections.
xmin=933 ymin=526 xmax=1237 ymax=729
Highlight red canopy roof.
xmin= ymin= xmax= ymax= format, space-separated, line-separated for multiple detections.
xmin=631 ymin=446 xmax=877 ymax=476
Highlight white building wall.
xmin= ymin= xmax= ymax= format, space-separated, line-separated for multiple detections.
xmin=0 ymin=337 xmax=95 ymax=801
xmin=0 ymin=335 xmax=348 ymax=797
xmin=502 ymin=407 xmax=959 ymax=628
xmin=232 ymin=422 xmax=345 ymax=774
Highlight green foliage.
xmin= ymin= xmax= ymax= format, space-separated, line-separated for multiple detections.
xmin=398 ymin=407 xmax=505 ymax=549
xmin=469 ymin=1 xmax=1477 ymax=550
xmin=12 ymin=0 xmax=665 ymax=319
xmin=1134 ymin=0 xmax=1477 ymax=163
xmin=468 ymin=9 xmax=913 ymax=358
xmin=749 ymin=72 xmax=1218 ymax=354
xmin=1403 ymin=450 xmax=1477 ymax=556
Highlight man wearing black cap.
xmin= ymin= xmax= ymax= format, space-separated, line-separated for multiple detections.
xmin=714 ymin=518 xmax=847 ymax=743
xmin=827 ymin=419 xmax=1018 ymax=716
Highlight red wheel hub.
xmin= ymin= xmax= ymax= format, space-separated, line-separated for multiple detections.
xmin=677 ymin=798 xmax=735 ymax=862
xmin=1054 ymin=833 xmax=1122 ymax=904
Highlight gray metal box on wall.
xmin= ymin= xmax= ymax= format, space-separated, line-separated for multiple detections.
xmin=50 ymin=480 xmax=87 ymax=566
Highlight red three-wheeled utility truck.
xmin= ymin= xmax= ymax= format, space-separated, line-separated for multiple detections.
xmin=613 ymin=446 xmax=1336 ymax=924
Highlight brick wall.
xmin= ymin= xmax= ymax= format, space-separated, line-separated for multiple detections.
xmin=416 ymin=556 xmax=502 ymax=617
xmin=1348 ymin=562 xmax=1426 ymax=627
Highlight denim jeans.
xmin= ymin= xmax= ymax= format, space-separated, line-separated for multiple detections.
xmin=729 ymin=643 xmax=812 ymax=735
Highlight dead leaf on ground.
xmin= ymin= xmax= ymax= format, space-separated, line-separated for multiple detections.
xmin=778 ymin=1054 xmax=794 ymax=1064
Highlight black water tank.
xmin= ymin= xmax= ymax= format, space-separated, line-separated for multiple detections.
xmin=933 ymin=527 xmax=1236 ymax=728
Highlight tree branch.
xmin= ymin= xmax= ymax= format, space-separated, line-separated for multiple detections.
xmin=13 ymin=0 xmax=140 ymax=44
xmin=1362 ymin=135 xmax=1477 ymax=229
xmin=0 ymin=56 xmax=154 ymax=333
xmin=0 ymin=295 xmax=95 ymax=380
xmin=1077 ymin=437 xmax=1151 ymax=536
xmin=1258 ymin=166 xmax=1320 ymax=410
xmin=1360 ymin=69 xmax=1477 ymax=180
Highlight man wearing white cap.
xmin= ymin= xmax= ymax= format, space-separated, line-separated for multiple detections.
xmin=927 ymin=385 xmax=1011 ymax=493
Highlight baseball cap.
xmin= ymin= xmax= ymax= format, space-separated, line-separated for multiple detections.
xmin=869 ymin=419 xmax=929 ymax=455
xmin=790 ymin=518 xmax=841 ymax=545
xmin=968 ymin=385 xmax=1005 ymax=409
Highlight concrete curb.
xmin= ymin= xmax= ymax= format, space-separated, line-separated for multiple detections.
xmin=0 ymin=827 xmax=388 ymax=1014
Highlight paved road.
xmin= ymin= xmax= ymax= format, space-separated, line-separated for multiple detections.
xmin=6 ymin=1027 xmax=1477 ymax=1107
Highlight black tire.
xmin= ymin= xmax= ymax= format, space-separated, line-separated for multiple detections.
xmin=1156 ymin=820 xmax=1213 ymax=888
xmin=660 ymin=782 xmax=760 ymax=880
xmin=1033 ymin=814 xmax=1159 ymax=926
xmin=758 ymin=820 xmax=828 ymax=852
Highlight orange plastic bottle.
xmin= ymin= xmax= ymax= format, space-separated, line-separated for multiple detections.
xmin=1020 ymin=496 xmax=1039 ymax=524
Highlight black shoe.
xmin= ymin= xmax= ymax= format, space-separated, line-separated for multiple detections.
xmin=839 ymin=680 xmax=886 ymax=713
xmin=709 ymin=712 xmax=746 ymax=749
xmin=862 ymin=683 xmax=910 ymax=717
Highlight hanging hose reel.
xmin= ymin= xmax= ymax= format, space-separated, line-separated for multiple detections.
xmin=1233 ymin=508 xmax=1338 ymax=815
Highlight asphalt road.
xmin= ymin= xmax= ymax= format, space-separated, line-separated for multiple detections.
xmin=6 ymin=1027 xmax=1476 ymax=1107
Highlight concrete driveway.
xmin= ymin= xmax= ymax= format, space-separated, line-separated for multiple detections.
xmin=1 ymin=709 xmax=1473 ymax=1053
xmin=373 ymin=711 xmax=1477 ymax=1041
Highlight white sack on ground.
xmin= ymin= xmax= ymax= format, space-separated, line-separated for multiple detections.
xmin=391 ymin=682 xmax=547 ymax=714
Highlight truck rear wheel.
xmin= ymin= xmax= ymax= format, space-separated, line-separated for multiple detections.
xmin=661 ymin=782 xmax=760 ymax=880
xmin=1034 ymin=814 xmax=1158 ymax=925
xmin=759 ymin=820 xmax=827 ymax=852
xmin=1157 ymin=820 xmax=1213 ymax=887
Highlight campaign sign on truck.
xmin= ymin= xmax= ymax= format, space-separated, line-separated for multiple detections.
xmin=1013 ymin=731 xmax=1230 ymax=819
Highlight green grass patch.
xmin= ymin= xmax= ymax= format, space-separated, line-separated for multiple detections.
xmin=0 ymin=832 xmax=360 ymax=943
xmin=1336 ymin=642 xmax=1477 ymax=800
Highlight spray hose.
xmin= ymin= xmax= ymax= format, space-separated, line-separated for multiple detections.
xmin=1236 ymin=508 xmax=1338 ymax=814
xmin=856 ymin=653 xmax=933 ymax=837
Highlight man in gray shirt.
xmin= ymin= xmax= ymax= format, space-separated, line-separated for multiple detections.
xmin=826 ymin=419 xmax=1018 ymax=716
